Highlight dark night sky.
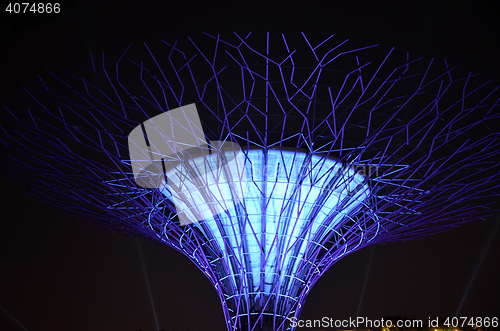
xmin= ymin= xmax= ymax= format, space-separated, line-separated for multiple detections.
xmin=0 ymin=1 xmax=499 ymax=331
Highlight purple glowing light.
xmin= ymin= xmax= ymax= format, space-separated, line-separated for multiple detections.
xmin=1 ymin=32 xmax=499 ymax=330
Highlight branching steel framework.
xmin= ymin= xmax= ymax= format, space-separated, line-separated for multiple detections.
xmin=1 ymin=33 xmax=500 ymax=331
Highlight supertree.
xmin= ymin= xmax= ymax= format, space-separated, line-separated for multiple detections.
xmin=1 ymin=33 xmax=500 ymax=331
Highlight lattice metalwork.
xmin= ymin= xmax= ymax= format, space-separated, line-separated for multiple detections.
xmin=1 ymin=33 xmax=500 ymax=331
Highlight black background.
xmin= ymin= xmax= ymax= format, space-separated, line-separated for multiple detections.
xmin=0 ymin=1 xmax=499 ymax=331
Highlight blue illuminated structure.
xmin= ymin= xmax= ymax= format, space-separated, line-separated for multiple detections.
xmin=1 ymin=33 xmax=500 ymax=331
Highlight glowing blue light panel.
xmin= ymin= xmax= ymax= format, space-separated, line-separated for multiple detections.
xmin=160 ymin=148 xmax=369 ymax=318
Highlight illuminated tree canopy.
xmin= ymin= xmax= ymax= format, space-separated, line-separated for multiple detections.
xmin=1 ymin=33 xmax=499 ymax=331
